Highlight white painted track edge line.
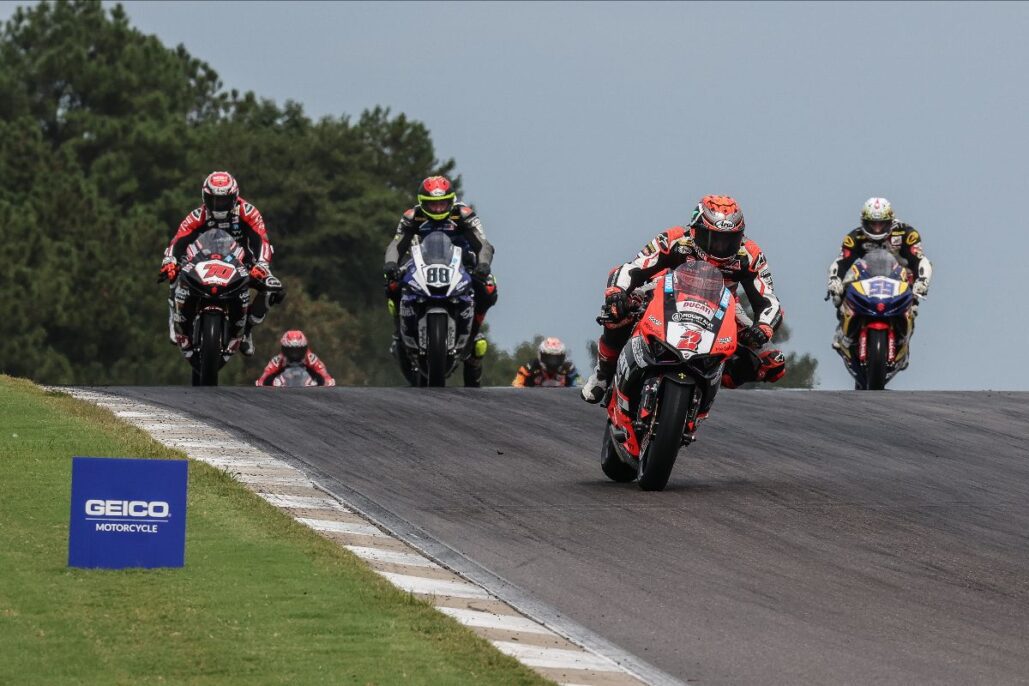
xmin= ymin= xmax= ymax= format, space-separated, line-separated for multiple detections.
xmin=60 ymin=387 xmax=684 ymax=686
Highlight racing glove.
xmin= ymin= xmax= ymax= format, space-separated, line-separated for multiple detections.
xmin=158 ymin=258 xmax=178 ymax=283
xmin=266 ymin=276 xmax=286 ymax=305
xmin=826 ymin=276 xmax=844 ymax=306
xmin=249 ymin=261 xmax=272 ymax=281
xmin=739 ymin=323 xmax=774 ymax=349
xmin=472 ymin=260 xmax=491 ymax=280
xmin=383 ymin=261 xmax=400 ymax=283
xmin=603 ymin=287 xmax=630 ymax=322
xmin=912 ymin=278 xmax=929 ymax=301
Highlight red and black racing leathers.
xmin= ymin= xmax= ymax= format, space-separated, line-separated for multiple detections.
xmin=598 ymin=225 xmax=786 ymax=390
xmin=255 ymin=351 xmax=335 ymax=386
xmin=164 ymin=198 xmax=277 ymax=348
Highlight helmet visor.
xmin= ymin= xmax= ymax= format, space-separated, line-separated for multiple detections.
xmin=421 ymin=199 xmax=453 ymax=219
xmin=862 ymin=219 xmax=891 ymax=238
xmin=695 ymin=228 xmax=743 ymax=259
xmin=282 ymin=345 xmax=307 ymax=363
xmin=540 ymin=353 xmax=564 ymax=373
xmin=206 ymin=193 xmax=237 ymax=216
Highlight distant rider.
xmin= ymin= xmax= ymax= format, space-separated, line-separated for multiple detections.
xmin=383 ymin=175 xmax=498 ymax=387
xmin=256 ymin=330 xmax=336 ymax=386
xmin=825 ymin=197 xmax=932 ymax=352
xmin=581 ymin=195 xmax=786 ymax=430
xmin=512 ymin=337 xmax=580 ymax=387
xmin=159 ymin=171 xmax=283 ymax=356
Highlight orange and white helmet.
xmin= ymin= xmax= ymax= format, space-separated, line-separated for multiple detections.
xmin=538 ymin=337 xmax=567 ymax=374
xmin=202 ymin=171 xmax=239 ymax=220
xmin=280 ymin=330 xmax=309 ymax=363
xmin=689 ymin=195 xmax=745 ymax=263
xmin=860 ymin=197 xmax=895 ymax=241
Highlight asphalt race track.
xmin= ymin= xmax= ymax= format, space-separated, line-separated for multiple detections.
xmin=106 ymin=387 xmax=1029 ymax=685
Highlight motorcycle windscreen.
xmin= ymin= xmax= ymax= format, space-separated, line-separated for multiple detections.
xmin=193 ymin=229 xmax=242 ymax=261
xmin=855 ymin=248 xmax=908 ymax=281
xmin=663 ymin=260 xmax=729 ymax=354
xmin=277 ymin=366 xmax=316 ymax=387
xmin=418 ymin=231 xmax=458 ymax=265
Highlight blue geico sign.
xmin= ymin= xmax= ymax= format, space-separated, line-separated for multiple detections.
xmin=68 ymin=457 xmax=188 ymax=569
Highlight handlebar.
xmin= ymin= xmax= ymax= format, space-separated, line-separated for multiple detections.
xmin=595 ymin=293 xmax=647 ymax=326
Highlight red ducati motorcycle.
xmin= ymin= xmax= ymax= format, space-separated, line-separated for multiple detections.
xmin=599 ymin=259 xmax=738 ymax=491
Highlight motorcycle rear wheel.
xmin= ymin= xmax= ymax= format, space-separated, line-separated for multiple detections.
xmin=637 ymin=381 xmax=692 ymax=491
xmin=600 ymin=422 xmax=637 ymax=483
xmin=197 ymin=311 xmax=223 ymax=387
xmin=426 ymin=312 xmax=448 ymax=387
xmin=865 ymin=329 xmax=889 ymax=391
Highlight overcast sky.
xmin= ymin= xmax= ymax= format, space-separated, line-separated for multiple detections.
xmin=6 ymin=1 xmax=1027 ymax=389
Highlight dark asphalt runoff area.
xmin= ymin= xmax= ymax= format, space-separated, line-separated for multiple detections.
xmin=107 ymin=386 xmax=1029 ymax=685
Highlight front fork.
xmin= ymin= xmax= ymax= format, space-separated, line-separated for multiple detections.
xmin=857 ymin=323 xmax=895 ymax=365
xmin=613 ymin=374 xmax=700 ymax=453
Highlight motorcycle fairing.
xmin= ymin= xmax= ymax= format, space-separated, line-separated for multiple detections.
xmin=608 ymin=261 xmax=738 ymax=459
xmin=398 ymin=232 xmax=476 ymax=381
xmin=839 ymin=250 xmax=917 ymax=386
xmin=175 ymin=229 xmax=250 ymax=367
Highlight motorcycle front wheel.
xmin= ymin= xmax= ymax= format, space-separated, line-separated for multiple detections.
xmin=425 ymin=312 xmax=448 ymax=387
xmin=637 ymin=380 xmax=692 ymax=491
xmin=865 ymin=328 xmax=889 ymax=391
xmin=197 ymin=311 xmax=223 ymax=387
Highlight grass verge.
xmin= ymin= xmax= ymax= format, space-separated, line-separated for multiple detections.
xmin=0 ymin=376 xmax=550 ymax=685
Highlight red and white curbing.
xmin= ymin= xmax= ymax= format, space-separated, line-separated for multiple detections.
xmin=64 ymin=389 xmax=665 ymax=686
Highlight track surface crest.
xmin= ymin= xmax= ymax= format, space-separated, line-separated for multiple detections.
xmin=108 ymin=387 xmax=1029 ymax=685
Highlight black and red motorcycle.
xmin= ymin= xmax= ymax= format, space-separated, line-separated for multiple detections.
xmin=172 ymin=229 xmax=281 ymax=386
xmin=598 ymin=259 xmax=739 ymax=491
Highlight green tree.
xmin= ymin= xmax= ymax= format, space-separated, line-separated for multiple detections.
xmin=0 ymin=1 xmax=454 ymax=385
xmin=481 ymin=333 xmax=544 ymax=387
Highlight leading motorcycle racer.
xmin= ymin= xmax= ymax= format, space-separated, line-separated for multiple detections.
xmin=582 ymin=195 xmax=786 ymax=431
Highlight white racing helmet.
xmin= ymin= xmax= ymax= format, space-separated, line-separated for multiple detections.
xmin=860 ymin=197 xmax=895 ymax=240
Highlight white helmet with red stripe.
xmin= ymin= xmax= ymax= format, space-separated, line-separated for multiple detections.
xmin=280 ymin=330 xmax=309 ymax=363
xmin=538 ymin=337 xmax=567 ymax=374
xmin=860 ymin=197 xmax=895 ymax=241
xmin=203 ymin=171 xmax=239 ymax=220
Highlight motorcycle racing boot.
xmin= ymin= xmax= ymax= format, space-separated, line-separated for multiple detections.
xmin=167 ymin=301 xmax=178 ymax=345
xmin=581 ymin=361 xmax=614 ymax=404
xmin=239 ymin=332 xmax=255 ymax=357
xmin=463 ymin=334 xmax=488 ymax=388
xmin=831 ymin=328 xmax=852 ymax=359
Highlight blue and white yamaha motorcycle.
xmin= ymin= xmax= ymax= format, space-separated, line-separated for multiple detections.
xmin=838 ymin=249 xmax=916 ymax=390
xmin=396 ymin=232 xmax=476 ymax=386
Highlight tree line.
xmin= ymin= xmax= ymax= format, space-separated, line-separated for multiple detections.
xmin=0 ymin=1 xmax=816 ymax=388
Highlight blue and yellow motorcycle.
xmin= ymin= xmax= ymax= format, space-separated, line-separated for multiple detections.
xmin=836 ymin=249 xmax=916 ymax=390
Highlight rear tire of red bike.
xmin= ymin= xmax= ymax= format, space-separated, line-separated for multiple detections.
xmin=637 ymin=381 xmax=692 ymax=491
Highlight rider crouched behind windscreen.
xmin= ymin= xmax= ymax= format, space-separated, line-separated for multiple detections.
xmin=159 ymin=171 xmax=284 ymax=358
xmin=383 ymin=176 xmax=498 ymax=387
xmin=582 ymin=195 xmax=787 ymax=429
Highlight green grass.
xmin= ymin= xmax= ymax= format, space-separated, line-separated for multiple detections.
xmin=0 ymin=377 xmax=550 ymax=686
